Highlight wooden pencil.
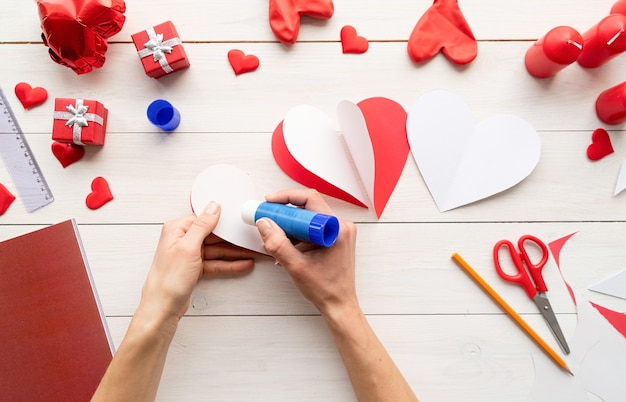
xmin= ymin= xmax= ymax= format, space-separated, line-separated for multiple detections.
xmin=451 ymin=252 xmax=573 ymax=376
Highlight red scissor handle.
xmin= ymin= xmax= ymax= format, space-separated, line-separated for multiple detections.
xmin=493 ymin=235 xmax=549 ymax=299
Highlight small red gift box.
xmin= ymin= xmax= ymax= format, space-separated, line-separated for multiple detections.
xmin=131 ymin=21 xmax=190 ymax=78
xmin=52 ymin=98 xmax=108 ymax=146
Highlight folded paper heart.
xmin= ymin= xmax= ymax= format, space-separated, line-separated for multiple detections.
xmin=51 ymin=141 xmax=85 ymax=168
xmin=408 ymin=0 xmax=477 ymax=65
xmin=0 ymin=184 xmax=16 ymax=216
xmin=14 ymin=83 xmax=48 ymax=109
xmin=269 ymin=0 xmax=334 ymax=44
xmin=587 ymin=128 xmax=614 ymax=161
xmin=86 ymin=176 xmax=113 ymax=210
xmin=407 ymin=90 xmax=541 ymax=211
xmin=340 ymin=25 xmax=369 ymax=54
xmin=37 ymin=0 xmax=126 ymax=74
xmin=227 ymin=49 xmax=260 ymax=75
xmin=272 ymin=97 xmax=409 ymax=218
xmin=190 ymin=164 xmax=267 ymax=254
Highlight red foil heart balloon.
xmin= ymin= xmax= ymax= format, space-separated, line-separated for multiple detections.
xmin=408 ymin=0 xmax=477 ymax=65
xmin=37 ymin=0 xmax=126 ymax=74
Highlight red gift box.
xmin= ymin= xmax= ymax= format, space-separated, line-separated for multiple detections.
xmin=52 ymin=98 xmax=108 ymax=146
xmin=131 ymin=21 xmax=190 ymax=78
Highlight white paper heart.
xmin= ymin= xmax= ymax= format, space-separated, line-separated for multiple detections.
xmin=190 ymin=164 xmax=267 ymax=254
xmin=406 ymin=90 xmax=541 ymax=212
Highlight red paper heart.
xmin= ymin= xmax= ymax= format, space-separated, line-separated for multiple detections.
xmin=340 ymin=25 xmax=369 ymax=54
xmin=269 ymin=0 xmax=334 ymax=44
xmin=272 ymin=98 xmax=409 ymax=218
xmin=227 ymin=49 xmax=260 ymax=75
xmin=0 ymin=183 xmax=16 ymax=216
xmin=587 ymin=128 xmax=614 ymax=161
xmin=14 ymin=82 xmax=48 ymax=109
xmin=86 ymin=176 xmax=113 ymax=210
xmin=37 ymin=0 xmax=126 ymax=74
xmin=408 ymin=0 xmax=477 ymax=65
xmin=51 ymin=141 xmax=86 ymax=168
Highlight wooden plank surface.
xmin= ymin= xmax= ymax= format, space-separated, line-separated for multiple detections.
xmin=1 ymin=0 xmax=625 ymax=400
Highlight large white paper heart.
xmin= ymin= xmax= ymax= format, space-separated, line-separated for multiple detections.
xmin=190 ymin=164 xmax=267 ymax=254
xmin=407 ymin=90 xmax=541 ymax=212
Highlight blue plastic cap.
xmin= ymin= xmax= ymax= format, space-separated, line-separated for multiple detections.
xmin=308 ymin=213 xmax=340 ymax=247
xmin=147 ymin=99 xmax=181 ymax=131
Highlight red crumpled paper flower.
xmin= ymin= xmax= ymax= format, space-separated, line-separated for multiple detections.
xmin=37 ymin=0 xmax=126 ymax=74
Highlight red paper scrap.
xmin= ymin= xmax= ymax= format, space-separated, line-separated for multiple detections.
xmin=0 ymin=184 xmax=16 ymax=215
xmin=591 ymin=302 xmax=626 ymax=338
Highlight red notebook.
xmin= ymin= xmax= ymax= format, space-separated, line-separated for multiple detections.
xmin=0 ymin=219 xmax=114 ymax=401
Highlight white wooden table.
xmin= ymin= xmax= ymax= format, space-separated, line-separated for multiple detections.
xmin=2 ymin=1 xmax=626 ymax=400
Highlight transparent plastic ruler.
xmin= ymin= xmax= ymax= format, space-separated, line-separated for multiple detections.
xmin=0 ymin=87 xmax=53 ymax=212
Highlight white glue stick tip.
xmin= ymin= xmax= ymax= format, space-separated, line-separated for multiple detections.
xmin=241 ymin=200 xmax=262 ymax=225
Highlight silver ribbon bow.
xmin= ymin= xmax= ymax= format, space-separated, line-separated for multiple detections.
xmin=137 ymin=27 xmax=182 ymax=73
xmin=65 ymin=103 xmax=89 ymax=128
xmin=53 ymin=99 xmax=104 ymax=145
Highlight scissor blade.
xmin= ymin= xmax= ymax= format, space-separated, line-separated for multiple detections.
xmin=533 ymin=293 xmax=570 ymax=354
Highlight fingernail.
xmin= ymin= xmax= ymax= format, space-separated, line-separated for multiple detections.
xmin=256 ymin=218 xmax=272 ymax=236
xmin=205 ymin=201 xmax=219 ymax=215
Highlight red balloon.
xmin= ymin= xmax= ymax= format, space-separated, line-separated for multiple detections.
xmin=37 ymin=0 xmax=126 ymax=74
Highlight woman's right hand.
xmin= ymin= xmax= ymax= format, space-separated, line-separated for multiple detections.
xmin=255 ymin=189 xmax=359 ymax=317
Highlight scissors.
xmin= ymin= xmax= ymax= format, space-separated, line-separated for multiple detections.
xmin=493 ymin=234 xmax=570 ymax=355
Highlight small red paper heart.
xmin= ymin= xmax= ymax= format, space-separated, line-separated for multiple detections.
xmin=86 ymin=176 xmax=113 ymax=210
xmin=14 ymin=82 xmax=48 ymax=109
xmin=51 ymin=141 xmax=85 ymax=168
xmin=227 ymin=49 xmax=260 ymax=75
xmin=0 ymin=183 xmax=16 ymax=215
xmin=269 ymin=0 xmax=335 ymax=44
xmin=408 ymin=0 xmax=477 ymax=65
xmin=587 ymin=128 xmax=614 ymax=161
xmin=340 ymin=25 xmax=369 ymax=54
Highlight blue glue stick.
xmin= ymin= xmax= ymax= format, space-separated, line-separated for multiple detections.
xmin=241 ymin=200 xmax=340 ymax=247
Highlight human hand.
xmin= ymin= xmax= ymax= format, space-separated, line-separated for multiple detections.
xmin=255 ymin=189 xmax=359 ymax=317
xmin=141 ymin=202 xmax=258 ymax=330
